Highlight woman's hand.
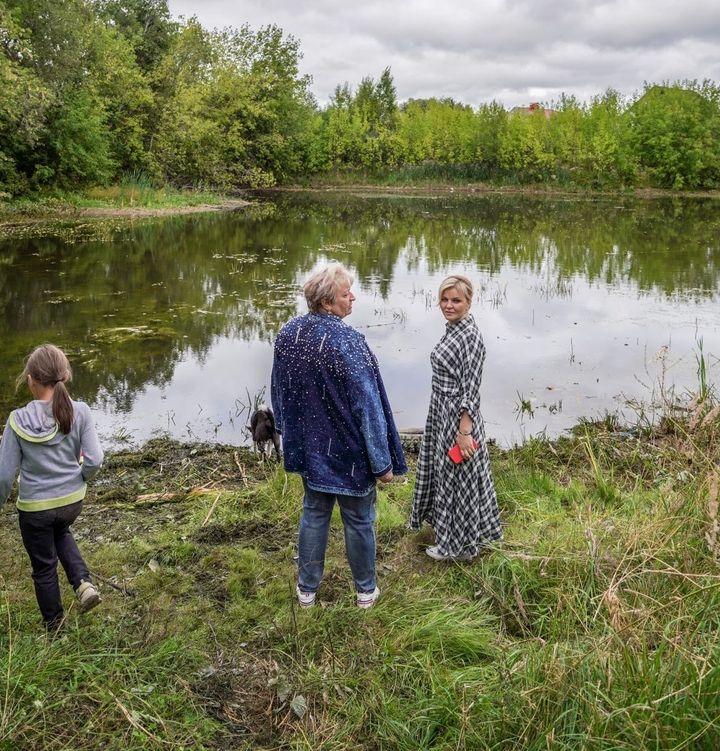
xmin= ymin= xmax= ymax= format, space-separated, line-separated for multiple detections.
xmin=457 ymin=410 xmax=475 ymax=460
xmin=456 ymin=432 xmax=476 ymax=460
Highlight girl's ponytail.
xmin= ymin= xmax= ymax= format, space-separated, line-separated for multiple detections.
xmin=19 ymin=344 xmax=75 ymax=434
xmin=52 ymin=379 xmax=74 ymax=434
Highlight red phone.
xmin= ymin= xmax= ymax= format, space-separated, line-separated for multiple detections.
xmin=448 ymin=438 xmax=479 ymax=464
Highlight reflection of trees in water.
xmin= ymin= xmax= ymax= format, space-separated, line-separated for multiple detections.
xmin=0 ymin=194 xmax=718 ymax=416
xmin=264 ymin=193 xmax=720 ymax=297
xmin=0 ymin=212 xmax=308 ymax=414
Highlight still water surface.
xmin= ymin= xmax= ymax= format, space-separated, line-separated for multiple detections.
xmin=1 ymin=192 xmax=719 ymax=447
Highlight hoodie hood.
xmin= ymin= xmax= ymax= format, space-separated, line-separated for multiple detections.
xmin=10 ymin=401 xmax=61 ymax=443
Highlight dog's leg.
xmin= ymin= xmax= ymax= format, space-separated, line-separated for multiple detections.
xmin=272 ymin=432 xmax=282 ymax=460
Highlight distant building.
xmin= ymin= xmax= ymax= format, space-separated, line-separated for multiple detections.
xmin=510 ymin=102 xmax=558 ymax=120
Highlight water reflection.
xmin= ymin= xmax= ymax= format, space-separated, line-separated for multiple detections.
xmin=0 ymin=193 xmax=718 ymax=445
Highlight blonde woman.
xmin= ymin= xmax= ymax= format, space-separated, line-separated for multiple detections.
xmin=410 ymin=275 xmax=502 ymax=560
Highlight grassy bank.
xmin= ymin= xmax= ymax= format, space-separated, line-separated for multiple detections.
xmin=1 ymin=407 xmax=719 ymax=750
xmin=0 ymin=184 xmax=247 ymax=222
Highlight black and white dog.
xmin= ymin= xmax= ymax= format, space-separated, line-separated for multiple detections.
xmin=248 ymin=404 xmax=281 ymax=460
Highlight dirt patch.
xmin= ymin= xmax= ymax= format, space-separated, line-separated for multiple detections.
xmin=193 ymin=518 xmax=293 ymax=550
xmin=376 ymin=527 xmax=408 ymax=560
xmin=195 ymin=655 xmax=278 ymax=746
xmin=195 ymin=654 xmax=313 ymax=748
xmin=94 ymin=439 xmax=263 ymax=505
xmin=74 ymin=504 xmax=188 ymax=544
xmin=314 ymin=567 xmax=355 ymax=605
xmin=64 ymin=439 xmax=268 ymax=551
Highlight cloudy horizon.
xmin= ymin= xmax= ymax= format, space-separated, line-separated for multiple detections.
xmin=167 ymin=0 xmax=720 ymax=108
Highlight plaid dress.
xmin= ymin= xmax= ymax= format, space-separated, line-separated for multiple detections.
xmin=410 ymin=314 xmax=502 ymax=557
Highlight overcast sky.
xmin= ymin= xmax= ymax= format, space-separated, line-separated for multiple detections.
xmin=167 ymin=0 xmax=720 ymax=108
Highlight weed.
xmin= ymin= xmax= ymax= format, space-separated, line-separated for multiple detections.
xmin=514 ymin=390 xmax=535 ymax=419
xmin=695 ymin=336 xmax=713 ymax=403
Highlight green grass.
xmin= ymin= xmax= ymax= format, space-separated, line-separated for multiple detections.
xmin=1 ymin=412 xmax=720 ymax=749
xmin=77 ymin=184 xmax=229 ymax=209
xmin=0 ymin=180 xmax=233 ymax=218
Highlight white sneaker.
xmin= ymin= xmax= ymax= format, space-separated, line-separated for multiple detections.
xmin=357 ymin=587 xmax=380 ymax=609
xmin=296 ymin=585 xmax=316 ymax=608
xmin=426 ymin=546 xmax=474 ymax=562
xmin=76 ymin=580 xmax=102 ymax=613
xmin=426 ymin=545 xmax=449 ymax=560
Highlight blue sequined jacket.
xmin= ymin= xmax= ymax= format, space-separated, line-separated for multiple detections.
xmin=271 ymin=312 xmax=407 ymax=496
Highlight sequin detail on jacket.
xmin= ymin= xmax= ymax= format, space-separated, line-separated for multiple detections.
xmin=271 ymin=312 xmax=407 ymax=496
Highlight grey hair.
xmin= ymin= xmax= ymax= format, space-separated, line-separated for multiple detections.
xmin=303 ymin=262 xmax=354 ymax=313
xmin=438 ymin=274 xmax=473 ymax=304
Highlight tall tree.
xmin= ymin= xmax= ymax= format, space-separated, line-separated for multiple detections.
xmin=151 ymin=19 xmax=316 ymax=186
xmin=94 ymin=0 xmax=176 ymax=73
xmin=0 ymin=2 xmax=51 ymax=192
xmin=3 ymin=0 xmax=115 ymax=186
xmin=375 ymin=67 xmax=397 ymax=129
xmin=354 ymin=75 xmax=380 ymax=132
xmin=628 ymin=83 xmax=720 ymax=188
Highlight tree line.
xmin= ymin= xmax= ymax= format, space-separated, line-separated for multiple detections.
xmin=2 ymin=0 xmax=720 ymax=195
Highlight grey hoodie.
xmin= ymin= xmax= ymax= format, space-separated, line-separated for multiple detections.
xmin=0 ymin=399 xmax=104 ymax=511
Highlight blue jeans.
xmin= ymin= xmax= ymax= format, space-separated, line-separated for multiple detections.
xmin=298 ymin=479 xmax=377 ymax=594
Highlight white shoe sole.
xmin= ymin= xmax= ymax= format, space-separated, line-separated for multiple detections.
xmin=426 ymin=548 xmax=474 ymax=562
xmin=296 ymin=586 xmax=316 ymax=608
xmin=357 ymin=588 xmax=380 ymax=609
xmin=426 ymin=547 xmax=449 ymax=561
xmin=79 ymin=593 xmax=102 ymax=613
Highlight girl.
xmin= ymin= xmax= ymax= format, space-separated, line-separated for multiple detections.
xmin=0 ymin=344 xmax=104 ymax=630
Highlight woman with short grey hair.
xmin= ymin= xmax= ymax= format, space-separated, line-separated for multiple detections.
xmin=303 ymin=262 xmax=355 ymax=314
xmin=272 ymin=263 xmax=407 ymax=609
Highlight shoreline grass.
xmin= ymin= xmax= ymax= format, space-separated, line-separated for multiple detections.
xmin=0 ymin=183 xmax=243 ymax=222
xmin=287 ymin=169 xmax=720 ymax=200
xmin=0 ymin=183 xmax=250 ymax=242
xmin=1 ymin=407 xmax=719 ymax=749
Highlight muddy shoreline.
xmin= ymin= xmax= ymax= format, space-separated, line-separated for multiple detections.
xmin=0 ymin=197 xmax=252 ymax=240
xmin=0 ymin=197 xmax=250 ymax=223
xmin=277 ymin=182 xmax=720 ymax=200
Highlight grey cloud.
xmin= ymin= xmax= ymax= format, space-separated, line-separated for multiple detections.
xmin=342 ymin=1 xmax=720 ymax=57
xmin=168 ymin=0 xmax=720 ymax=107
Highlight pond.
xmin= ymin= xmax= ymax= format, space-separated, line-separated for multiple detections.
xmin=1 ymin=191 xmax=719 ymax=447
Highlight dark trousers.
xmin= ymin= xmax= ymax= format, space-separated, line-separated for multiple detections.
xmin=18 ymin=501 xmax=90 ymax=627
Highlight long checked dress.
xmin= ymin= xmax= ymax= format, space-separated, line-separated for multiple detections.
xmin=410 ymin=314 xmax=502 ymax=557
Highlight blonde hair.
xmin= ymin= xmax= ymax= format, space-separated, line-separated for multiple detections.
xmin=438 ymin=275 xmax=473 ymax=304
xmin=303 ymin=262 xmax=355 ymax=313
xmin=17 ymin=344 xmax=74 ymax=434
